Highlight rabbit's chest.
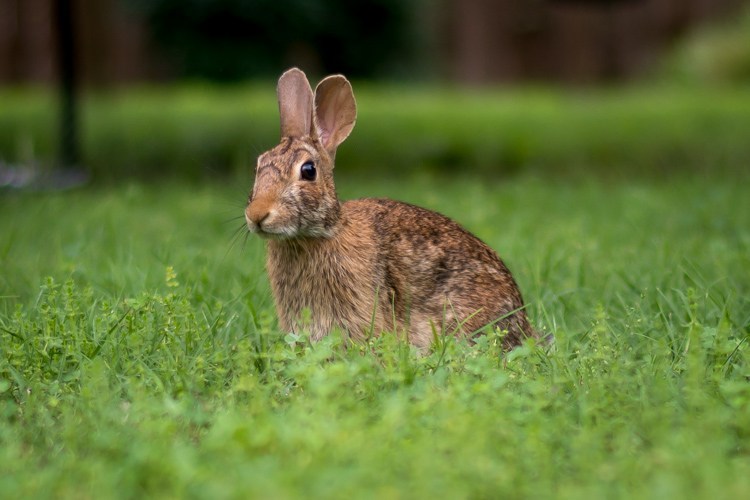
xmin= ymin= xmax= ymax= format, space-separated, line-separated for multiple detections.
xmin=265 ymin=240 xmax=381 ymax=338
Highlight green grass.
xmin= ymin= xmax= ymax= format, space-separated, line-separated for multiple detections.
xmin=1 ymin=171 xmax=749 ymax=498
xmin=2 ymin=84 xmax=750 ymax=179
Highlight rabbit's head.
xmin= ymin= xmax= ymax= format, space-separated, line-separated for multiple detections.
xmin=245 ymin=68 xmax=357 ymax=239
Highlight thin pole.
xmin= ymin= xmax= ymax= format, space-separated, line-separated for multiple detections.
xmin=54 ymin=0 xmax=79 ymax=169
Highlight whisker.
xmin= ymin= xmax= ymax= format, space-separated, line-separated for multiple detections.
xmin=226 ymin=223 xmax=248 ymax=254
xmin=241 ymin=230 xmax=250 ymax=253
xmin=219 ymin=223 xmax=250 ymax=265
xmin=222 ymin=215 xmax=246 ymax=225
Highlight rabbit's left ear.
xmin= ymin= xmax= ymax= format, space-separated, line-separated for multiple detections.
xmin=314 ymin=75 xmax=357 ymax=155
xmin=277 ymin=68 xmax=314 ymax=138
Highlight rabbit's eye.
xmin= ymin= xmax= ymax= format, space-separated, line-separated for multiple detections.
xmin=300 ymin=161 xmax=316 ymax=181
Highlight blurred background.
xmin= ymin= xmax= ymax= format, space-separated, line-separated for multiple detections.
xmin=1 ymin=0 xmax=749 ymax=184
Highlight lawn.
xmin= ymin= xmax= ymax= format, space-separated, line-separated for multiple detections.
xmin=1 ymin=170 xmax=749 ymax=498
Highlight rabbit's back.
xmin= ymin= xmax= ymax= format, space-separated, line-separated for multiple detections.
xmin=348 ymin=198 xmax=532 ymax=348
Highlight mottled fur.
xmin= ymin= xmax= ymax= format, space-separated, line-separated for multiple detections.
xmin=245 ymin=68 xmax=537 ymax=351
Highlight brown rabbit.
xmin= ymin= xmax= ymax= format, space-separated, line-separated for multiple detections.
xmin=245 ymin=68 xmax=538 ymax=351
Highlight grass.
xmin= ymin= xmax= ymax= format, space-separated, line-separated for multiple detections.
xmin=2 ymin=83 xmax=750 ymax=180
xmin=1 ymin=169 xmax=749 ymax=497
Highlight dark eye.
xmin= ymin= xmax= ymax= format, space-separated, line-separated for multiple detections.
xmin=300 ymin=161 xmax=316 ymax=181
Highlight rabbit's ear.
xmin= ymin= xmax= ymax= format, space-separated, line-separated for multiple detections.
xmin=314 ymin=75 xmax=357 ymax=154
xmin=277 ymin=68 xmax=314 ymax=138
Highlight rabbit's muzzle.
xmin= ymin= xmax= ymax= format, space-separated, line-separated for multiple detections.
xmin=245 ymin=195 xmax=275 ymax=234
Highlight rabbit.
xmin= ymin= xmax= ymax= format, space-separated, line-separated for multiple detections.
xmin=245 ymin=68 xmax=539 ymax=351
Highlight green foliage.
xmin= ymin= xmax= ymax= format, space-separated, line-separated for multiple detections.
xmin=1 ymin=173 xmax=749 ymax=497
xmin=665 ymin=6 xmax=750 ymax=84
xmin=1 ymin=85 xmax=749 ymax=180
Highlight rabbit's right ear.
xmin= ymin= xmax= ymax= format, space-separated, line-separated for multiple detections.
xmin=314 ymin=75 xmax=357 ymax=155
xmin=277 ymin=68 xmax=314 ymax=138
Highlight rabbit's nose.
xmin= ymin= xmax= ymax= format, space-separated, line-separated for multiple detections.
xmin=246 ymin=199 xmax=273 ymax=227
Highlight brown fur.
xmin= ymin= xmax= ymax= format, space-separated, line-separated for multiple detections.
xmin=245 ymin=68 xmax=537 ymax=351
